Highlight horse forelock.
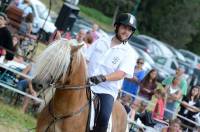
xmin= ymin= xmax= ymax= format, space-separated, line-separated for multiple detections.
xmin=69 ymin=49 xmax=88 ymax=83
xmin=34 ymin=39 xmax=72 ymax=83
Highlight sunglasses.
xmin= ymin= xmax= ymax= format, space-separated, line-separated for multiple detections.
xmin=137 ymin=61 xmax=144 ymax=64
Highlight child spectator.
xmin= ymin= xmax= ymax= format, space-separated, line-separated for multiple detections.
xmin=139 ymin=69 xmax=158 ymax=100
xmin=162 ymin=118 xmax=182 ymax=132
xmin=152 ymin=88 xmax=166 ymax=121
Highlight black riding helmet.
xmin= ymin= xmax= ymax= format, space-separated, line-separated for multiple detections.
xmin=114 ymin=13 xmax=137 ymax=43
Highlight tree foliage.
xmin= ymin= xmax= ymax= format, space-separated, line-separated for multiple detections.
xmin=137 ymin=0 xmax=200 ymax=51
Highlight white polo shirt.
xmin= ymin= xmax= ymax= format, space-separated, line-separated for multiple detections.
xmin=86 ymin=37 xmax=137 ymax=99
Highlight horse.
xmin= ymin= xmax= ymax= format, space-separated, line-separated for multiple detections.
xmin=35 ymin=39 xmax=128 ymax=132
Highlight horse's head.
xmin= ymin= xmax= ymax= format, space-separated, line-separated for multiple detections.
xmin=33 ymin=39 xmax=87 ymax=88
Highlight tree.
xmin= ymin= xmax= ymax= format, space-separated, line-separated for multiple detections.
xmin=137 ymin=0 xmax=200 ymax=49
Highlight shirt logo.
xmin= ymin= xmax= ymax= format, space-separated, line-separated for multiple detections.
xmin=112 ymin=57 xmax=119 ymax=64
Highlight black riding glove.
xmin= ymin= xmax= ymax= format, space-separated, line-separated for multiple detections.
xmin=89 ymin=74 xmax=106 ymax=85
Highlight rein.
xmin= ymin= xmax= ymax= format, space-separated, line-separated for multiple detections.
xmin=45 ymin=83 xmax=96 ymax=132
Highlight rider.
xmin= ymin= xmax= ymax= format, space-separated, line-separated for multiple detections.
xmin=86 ymin=13 xmax=137 ymax=132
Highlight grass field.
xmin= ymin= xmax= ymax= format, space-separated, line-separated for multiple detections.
xmin=0 ymin=101 xmax=36 ymax=132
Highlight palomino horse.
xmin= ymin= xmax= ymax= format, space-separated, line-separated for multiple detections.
xmin=35 ymin=39 xmax=127 ymax=132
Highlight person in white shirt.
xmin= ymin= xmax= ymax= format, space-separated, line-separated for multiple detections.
xmin=86 ymin=13 xmax=137 ymax=132
xmin=17 ymin=0 xmax=32 ymax=17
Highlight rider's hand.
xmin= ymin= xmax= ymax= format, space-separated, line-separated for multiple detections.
xmin=89 ymin=74 xmax=106 ymax=85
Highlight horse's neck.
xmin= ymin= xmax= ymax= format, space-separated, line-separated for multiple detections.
xmin=53 ymin=88 xmax=88 ymax=114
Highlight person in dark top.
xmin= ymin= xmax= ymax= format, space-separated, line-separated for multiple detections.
xmin=0 ymin=12 xmax=15 ymax=61
xmin=178 ymin=85 xmax=200 ymax=132
xmin=139 ymin=69 xmax=158 ymax=100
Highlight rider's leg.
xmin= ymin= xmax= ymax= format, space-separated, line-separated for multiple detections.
xmin=93 ymin=93 xmax=114 ymax=132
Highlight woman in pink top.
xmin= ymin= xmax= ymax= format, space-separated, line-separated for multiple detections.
xmin=152 ymin=88 xmax=166 ymax=120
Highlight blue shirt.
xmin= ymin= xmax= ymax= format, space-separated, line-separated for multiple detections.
xmin=122 ymin=69 xmax=146 ymax=95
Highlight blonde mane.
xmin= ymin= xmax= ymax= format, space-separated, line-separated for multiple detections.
xmin=33 ymin=39 xmax=83 ymax=83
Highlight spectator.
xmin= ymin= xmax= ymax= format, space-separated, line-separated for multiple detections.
xmin=89 ymin=23 xmax=99 ymax=42
xmin=164 ymin=77 xmax=182 ymax=120
xmin=178 ymin=85 xmax=200 ymax=132
xmin=135 ymin=101 xmax=155 ymax=127
xmin=0 ymin=12 xmax=15 ymax=61
xmin=152 ymin=88 xmax=166 ymax=121
xmin=17 ymin=0 xmax=32 ymax=17
xmin=17 ymin=64 xmax=37 ymax=113
xmin=76 ymin=29 xmax=86 ymax=43
xmin=84 ymin=31 xmax=94 ymax=47
xmin=122 ymin=58 xmax=146 ymax=99
xmin=12 ymin=34 xmax=24 ymax=63
xmin=161 ymin=118 xmax=182 ymax=132
xmin=18 ymin=13 xmax=33 ymax=37
xmin=139 ymin=69 xmax=158 ymax=100
xmin=128 ymin=99 xmax=141 ymax=121
xmin=162 ymin=67 xmax=188 ymax=110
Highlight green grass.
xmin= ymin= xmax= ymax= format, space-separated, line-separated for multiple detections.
xmin=0 ymin=101 xmax=36 ymax=131
xmin=79 ymin=5 xmax=113 ymax=32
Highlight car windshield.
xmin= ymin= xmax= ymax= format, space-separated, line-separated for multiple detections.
xmin=137 ymin=49 xmax=155 ymax=65
xmin=154 ymin=56 xmax=167 ymax=65
xmin=179 ymin=51 xmax=195 ymax=62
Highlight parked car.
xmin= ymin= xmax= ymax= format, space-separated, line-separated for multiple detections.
xmin=129 ymin=36 xmax=163 ymax=57
xmin=166 ymin=45 xmax=186 ymax=62
xmin=154 ymin=56 xmax=179 ymax=76
xmin=137 ymin=35 xmax=174 ymax=58
xmin=29 ymin=0 xmax=56 ymax=41
xmin=179 ymin=49 xmax=200 ymax=69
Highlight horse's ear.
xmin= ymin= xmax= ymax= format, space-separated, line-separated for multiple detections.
xmin=71 ymin=44 xmax=84 ymax=54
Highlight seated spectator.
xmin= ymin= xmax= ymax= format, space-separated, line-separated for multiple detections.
xmin=128 ymin=99 xmax=141 ymax=121
xmin=18 ymin=13 xmax=33 ymax=37
xmin=0 ymin=12 xmax=15 ymax=62
xmin=164 ymin=77 xmax=182 ymax=120
xmin=139 ymin=69 xmax=157 ymax=101
xmin=122 ymin=58 xmax=146 ymax=100
xmin=17 ymin=0 xmax=32 ymax=17
xmin=152 ymin=88 xmax=166 ymax=121
xmin=17 ymin=64 xmax=36 ymax=113
xmin=178 ymin=85 xmax=200 ymax=132
xmin=135 ymin=101 xmax=156 ymax=127
xmin=12 ymin=34 xmax=24 ymax=63
xmin=161 ymin=118 xmax=182 ymax=132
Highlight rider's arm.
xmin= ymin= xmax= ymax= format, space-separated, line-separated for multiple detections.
xmin=105 ymin=70 xmax=126 ymax=81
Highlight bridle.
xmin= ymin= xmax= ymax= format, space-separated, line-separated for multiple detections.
xmin=44 ymin=55 xmax=96 ymax=132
